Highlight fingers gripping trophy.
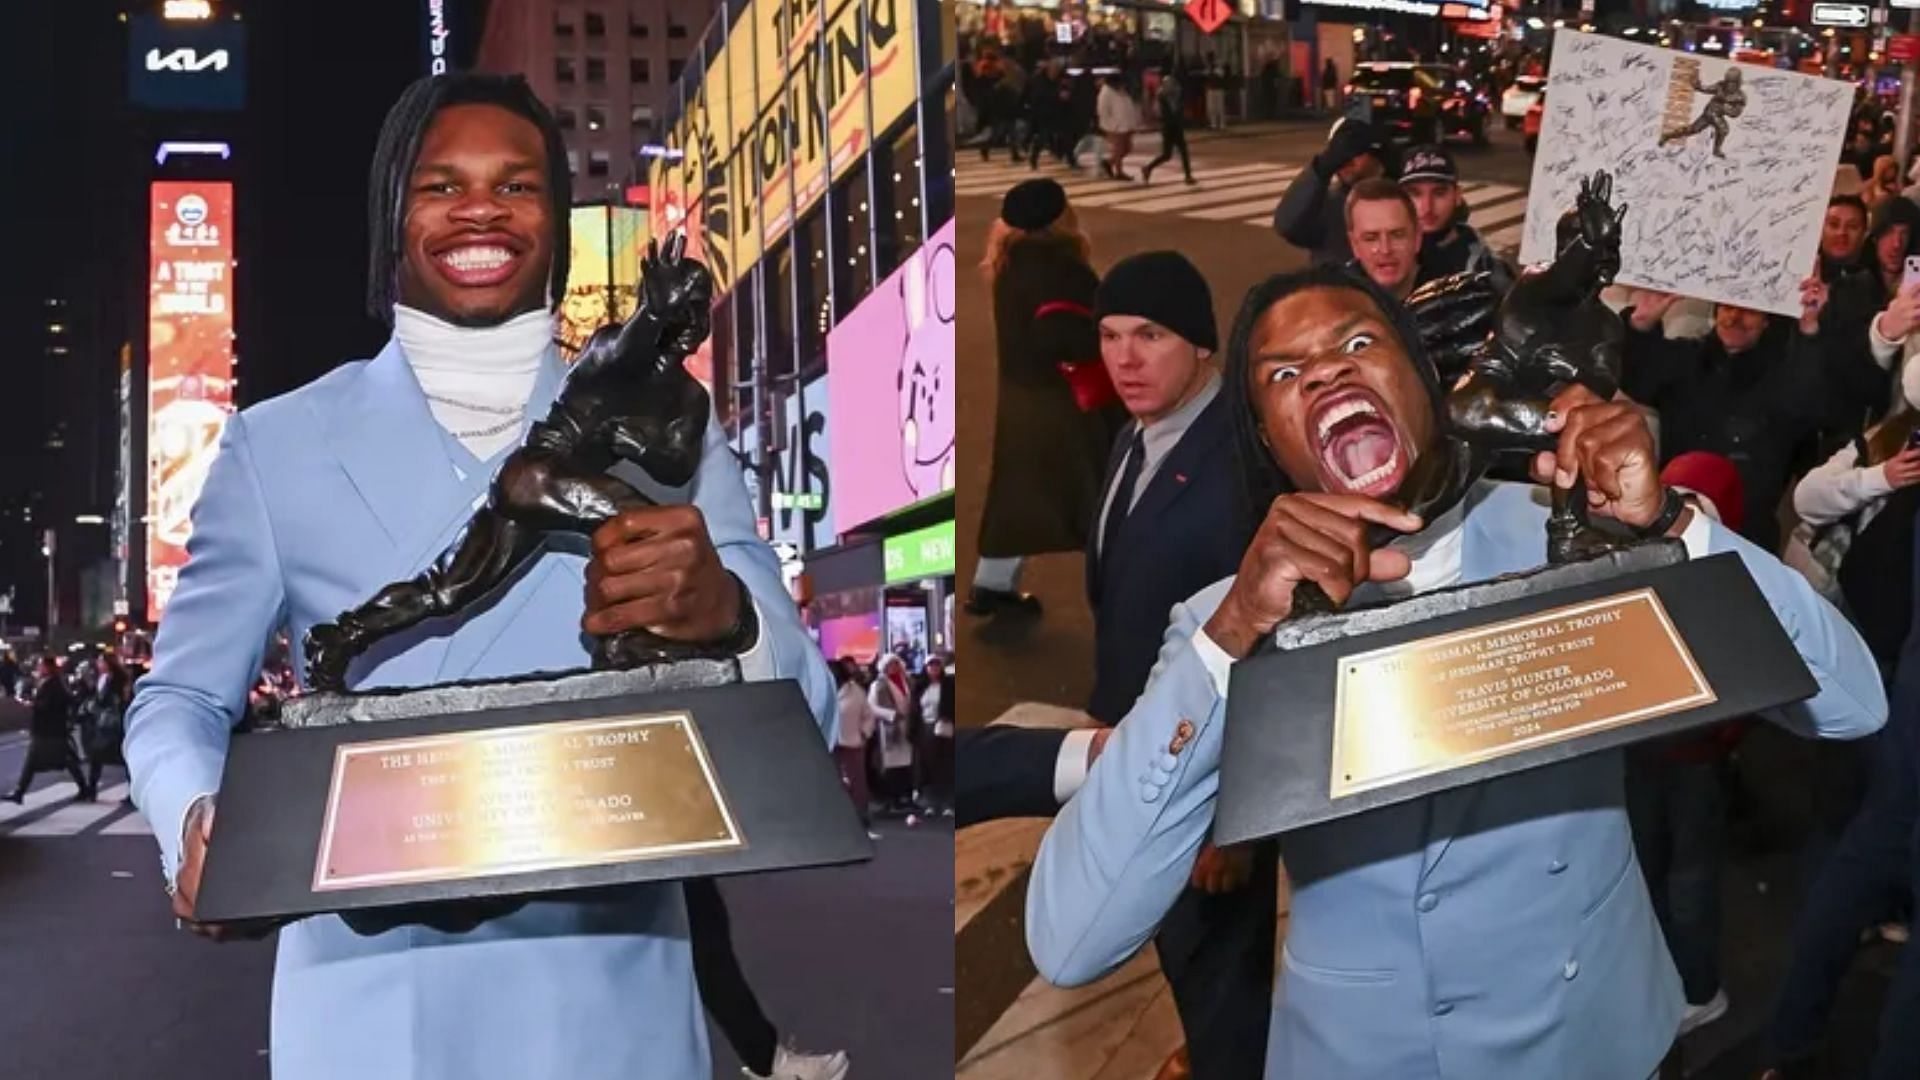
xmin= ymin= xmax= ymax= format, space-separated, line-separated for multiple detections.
xmin=304 ymin=233 xmax=737 ymax=689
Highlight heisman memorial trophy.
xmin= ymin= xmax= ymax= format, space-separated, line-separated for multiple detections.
xmin=192 ymin=237 xmax=871 ymax=926
xmin=1214 ymin=173 xmax=1819 ymax=843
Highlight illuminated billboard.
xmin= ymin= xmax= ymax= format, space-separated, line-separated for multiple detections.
xmin=148 ymin=181 xmax=236 ymax=619
xmin=128 ymin=14 xmax=246 ymax=112
xmin=826 ymin=218 xmax=954 ymax=534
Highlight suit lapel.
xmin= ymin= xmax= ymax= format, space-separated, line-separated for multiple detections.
xmin=1103 ymin=396 xmax=1230 ymax=585
xmin=1087 ymin=419 xmax=1140 ymax=607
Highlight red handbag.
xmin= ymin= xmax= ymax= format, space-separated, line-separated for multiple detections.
xmin=1034 ymin=299 xmax=1117 ymax=412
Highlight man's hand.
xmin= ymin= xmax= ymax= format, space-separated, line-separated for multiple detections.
xmin=584 ymin=506 xmax=740 ymax=643
xmin=1883 ymin=446 xmax=1920 ymax=488
xmin=172 ymin=798 xmax=278 ymax=942
xmin=1628 ymin=289 xmax=1680 ymax=332
xmin=1799 ymin=275 xmax=1829 ymax=337
xmin=1532 ymin=386 xmax=1672 ymax=531
xmin=1203 ymin=494 xmax=1421 ymax=660
xmin=1189 ymin=842 xmax=1254 ymax=894
xmin=1877 ymin=283 xmax=1920 ymax=342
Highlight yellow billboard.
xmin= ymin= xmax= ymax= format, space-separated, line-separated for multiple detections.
xmin=823 ymin=0 xmax=870 ymax=183
xmin=867 ymin=0 xmax=918 ymax=138
xmin=561 ymin=205 xmax=650 ymax=358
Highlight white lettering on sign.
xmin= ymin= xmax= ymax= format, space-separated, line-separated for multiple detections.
xmin=146 ymin=48 xmax=229 ymax=73
xmin=427 ymin=0 xmax=451 ymax=75
xmin=1811 ymin=2 xmax=1868 ymax=25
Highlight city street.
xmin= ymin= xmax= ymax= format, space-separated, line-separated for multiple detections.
xmin=953 ymin=117 xmax=1896 ymax=1079
xmin=0 ymin=731 xmax=954 ymax=1080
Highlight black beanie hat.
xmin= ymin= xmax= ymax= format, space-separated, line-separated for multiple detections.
xmin=1094 ymin=250 xmax=1219 ymax=351
xmin=1000 ymin=178 xmax=1068 ymax=231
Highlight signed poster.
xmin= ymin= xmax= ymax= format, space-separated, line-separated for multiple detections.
xmin=1519 ymin=35 xmax=1851 ymax=317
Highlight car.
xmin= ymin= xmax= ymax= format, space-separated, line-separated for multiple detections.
xmin=1524 ymin=88 xmax=1544 ymax=153
xmin=1502 ymin=75 xmax=1545 ymax=130
xmin=1345 ymin=62 xmax=1491 ymax=146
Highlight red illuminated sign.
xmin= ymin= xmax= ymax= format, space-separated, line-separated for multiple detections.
xmin=1185 ymin=0 xmax=1231 ymax=35
xmin=147 ymin=180 xmax=236 ymax=619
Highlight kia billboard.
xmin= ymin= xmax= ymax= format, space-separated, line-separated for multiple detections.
xmin=148 ymin=181 xmax=236 ymax=619
xmin=826 ymin=220 xmax=955 ymax=536
xmin=128 ymin=14 xmax=246 ymax=112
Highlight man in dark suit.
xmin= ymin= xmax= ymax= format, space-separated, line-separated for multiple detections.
xmin=1089 ymin=251 xmax=1274 ymax=1080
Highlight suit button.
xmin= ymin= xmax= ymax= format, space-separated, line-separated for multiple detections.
xmin=1141 ymin=783 xmax=1162 ymax=803
xmin=1417 ymin=892 xmax=1439 ymax=913
xmin=1563 ymin=960 xmax=1579 ymax=980
xmin=1433 ymin=1002 xmax=1454 ymax=1017
xmin=1549 ymin=859 xmax=1568 ymax=874
xmin=1157 ymin=752 xmax=1179 ymax=772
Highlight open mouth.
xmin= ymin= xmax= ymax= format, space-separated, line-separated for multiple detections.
xmin=1310 ymin=388 xmax=1410 ymax=497
xmin=431 ymin=236 xmax=525 ymax=288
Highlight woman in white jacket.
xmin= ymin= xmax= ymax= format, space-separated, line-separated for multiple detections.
xmin=868 ymin=654 xmax=917 ymax=813
xmin=833 ymin=660 xmax=879 ymax=835
xmin=1095 ymin=74 xmax=1141 ymax=181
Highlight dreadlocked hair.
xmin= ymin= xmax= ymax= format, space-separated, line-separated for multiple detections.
xmin=365 ymin=73 xmax=573 ymax=325
xmin=1220 ymin=264 xmax=1447 ymax=542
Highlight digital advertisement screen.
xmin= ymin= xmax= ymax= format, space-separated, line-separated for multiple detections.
xmin=826 ymin=219 xmax=955 ymax=535
xmin=148 ymin=181 xmax=236 ymax=619
xmin=128 ymin=14 xmax=247 ymax=112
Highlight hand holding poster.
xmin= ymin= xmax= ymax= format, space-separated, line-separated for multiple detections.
xmin=1519 ymin=35 xmax=1852 ymax=316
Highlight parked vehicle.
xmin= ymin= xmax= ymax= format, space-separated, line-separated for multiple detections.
xmin=1502 ymin=75 xmax=1545 ymax=130
xmin=1346 ymin=62 xmax=1491 ymax=146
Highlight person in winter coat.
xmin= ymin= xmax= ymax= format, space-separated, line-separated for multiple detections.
xmin=6 ymin=655 xmax=91 ymax=803
xmin=972 ymin=179 xmax=1126 ymax=617
xmin=85 ymin=653 xmax=131 ymax=796
xmin=833 ymin=658 xmax=880 ymax=833
xmin=1095 ymin=74 xmax=1141 ymax=181
xmin=868 ymin=655 xmax=917 ymax=813
xmin=1395 ymin=144 xmax=1515 ymax=294
xmin=1272 ymin=117 xmax=1389 ymax=266
xmin=1140 ymin=69 xmax=1193 ymax=186
xmin=1790 ymin=409 xmax=1920 ymax=670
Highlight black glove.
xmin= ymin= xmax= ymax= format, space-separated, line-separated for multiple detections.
xmin=1408 ymin=270 xmax=1501 ymax=386
xmin=1315 ymin=118 xmax=1380 ymax=178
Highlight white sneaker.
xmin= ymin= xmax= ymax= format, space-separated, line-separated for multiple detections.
xmin=1677 ymin=989 xmax=1729 ymax=1036
xmin=742 ymin=1043 xmax=850 ymax=1080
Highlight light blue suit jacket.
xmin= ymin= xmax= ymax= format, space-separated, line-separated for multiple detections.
xmin=1027 ymin=481 xmax=1886 ymax=1080
xmin=124 ymin=337 xmax=836 ymax=1080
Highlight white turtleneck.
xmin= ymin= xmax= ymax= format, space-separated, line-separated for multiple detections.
xmin=393 ymin=305 xmax=554 ymax=460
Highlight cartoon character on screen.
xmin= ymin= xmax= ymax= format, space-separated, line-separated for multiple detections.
xmin=898 ymin=238 xmax=957 ymax=498
xmin=1659 ymin=65 xmax=1746 ymax=158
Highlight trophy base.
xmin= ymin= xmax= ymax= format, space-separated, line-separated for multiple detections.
xmin=195 ymin=665 xmax=871 ymax=925
xmin=1216 ymin=545 xmax=1816 ymax=844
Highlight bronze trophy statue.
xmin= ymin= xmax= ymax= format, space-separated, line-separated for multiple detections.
xmin=191 ymin=233 xmax=872 ymax=929
xmin=304 ymin=233 xmax=741 ymax=690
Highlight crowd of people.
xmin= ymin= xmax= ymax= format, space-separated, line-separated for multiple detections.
xmin=4 ymin=649 xmax=134 ymax=804
xmin=831 ymin=648 xmax=956 ymax=831
xmin=962 ymin=98 xmax=1920 ymax=1078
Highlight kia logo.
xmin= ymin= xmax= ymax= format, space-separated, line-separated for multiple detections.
xmin=146 ymin=48 xmax=230 ymax=73
xmin=176 ymin=195 xmax=209 ymax=226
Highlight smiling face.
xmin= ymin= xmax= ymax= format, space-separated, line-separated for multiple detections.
xmin=396 ymin=103 xmax=554 ymax=327
xmin=1099 ymin=315 xmax=1212 ymax=424
xmin=1247 ymin=286 xmax=1436 ymax=498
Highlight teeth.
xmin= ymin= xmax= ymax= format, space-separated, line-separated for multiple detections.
xmin=1316 ymin=397 xmax=1379 ymax=444
xmin=1343 ymin=458 xmax=1397 ymax=490
xmin=442 ymin=246 xmax=513 ymax=272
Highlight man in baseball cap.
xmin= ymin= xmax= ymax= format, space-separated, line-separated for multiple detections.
xmin=1397 ymin=143 xmax=1514 ymax=293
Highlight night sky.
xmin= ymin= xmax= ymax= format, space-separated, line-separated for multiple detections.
xmin=0 ymin=0 xmax=486 ymax=630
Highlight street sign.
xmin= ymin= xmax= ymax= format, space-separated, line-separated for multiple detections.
xmin=772 ymin=491 xmax=825 ymax=512
xmin=1893 ymin=33 xmax=1920 ymax=59
xmin=113 ymin=600 xmax=130 ymax=617
xmin=1185 ymin=0 xmax=1231 ymax=35
xmin=1812 ymin=2 xmax=1869 ymax=26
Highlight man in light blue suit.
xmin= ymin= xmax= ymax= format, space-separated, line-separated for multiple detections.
xmin=124 ymin=74 xmax=837 ymax=1079
xmin=1025 ymin=267 xmax=1888 ymax=1080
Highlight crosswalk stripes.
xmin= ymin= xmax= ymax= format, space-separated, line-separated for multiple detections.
xmin=0 ymin=781 xmax=153 ymax=838
xmin=956 ymin=146 xmax=1536 ymax=259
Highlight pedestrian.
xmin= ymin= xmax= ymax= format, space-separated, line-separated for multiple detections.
xmin=1343 ymin=177 xmax=1421 ymax=302
xmin=971 ymin=179 xmax=1125 ymax=617
xmin=1864 ymin=154 xmax=1904 ymax=215
xmin=85 ymin=652 xmax=130 ymax=797
xmin=868 ymin=654 xmax=916 ymax=813
xmin=1089 ymin=250 xmax=1273 ymax=1080
xmin=913 ymin=655 xmax=954 ymax=816
xmin=123 ymin=71 xmax=841 ymax=1080
xmin=6 ymin=655 xmax=91 ymax=803
xmin=1026 ymin=263 xmax=1885 ymax=1080
xmin=1396 ymin=144 xmax=1514 ymax=293
xmin=1273 ymin=117 xmax=1389 ymax=266
xmin=1320 ymin=57 xmax=1340 ymax=113
xmin=832 ymin=658 xmax=880 ymax=835
xmin=1203 ymin=52 xmax=1227 ymax=130
xmin=1022 ymin=59 xmax=1063 ymax=171
xmin=1095 ymin=74 xmax=1139 ymax=181
xmin=1140 ymin=68 xmax=1194 ymax=186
